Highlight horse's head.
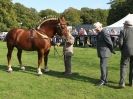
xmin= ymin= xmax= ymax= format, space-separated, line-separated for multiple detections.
xmin=37 ymin=16 xmax=68 ymax=38
xmin=56 ymin=17 xmax=68 ymax=37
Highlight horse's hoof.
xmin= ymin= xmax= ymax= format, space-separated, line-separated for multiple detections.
xmin=37 ymin=71 xmax=43 ymax=75
xmin=7 ymin=68 xmax=13 ymax=73
xmin=44 ymin=68 xmax=49 ymax=72
xmin=20 ymin=66 xmax=25 ymax=71
xmin=37 ymin=68 xmax=43 ymax=75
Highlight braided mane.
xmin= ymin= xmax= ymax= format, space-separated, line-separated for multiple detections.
xmin=37 ymin=16 xmax=58 ymax=29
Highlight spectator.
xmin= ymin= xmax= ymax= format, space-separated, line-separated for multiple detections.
xmin=79 ymin=28 xmax=87 ymax=46
xmin=72 ymin=29 xmax=78 ymax=36
xmin=72 ymin=29 xmax=79 ymax=46
xmin=118 ymin=20 xmax=133 ymax=88
xmin=110 ymin=29 xmax=118 ymax=48
xmin=93 ymin=22 xmax=115 ymax=86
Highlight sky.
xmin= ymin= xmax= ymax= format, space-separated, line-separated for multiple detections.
xmin=12 ymin=0 xmax=110 ymax=13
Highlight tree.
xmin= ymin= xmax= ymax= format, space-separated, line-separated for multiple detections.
xmin=13 ymin=3 xmax=40 ymax=29
xmin=39 ymin=9 xmax=59 ymax=18
xmin=107 ymin=0 xmax=130 ymax=25
xmin=95 ymin=9 xmax=109 ymax=26
xmin=125 ymin=0 xmax=133 ymax=13
xmin=80 ymin=8 xmax=95 ymax=24
xmin=0 ymin=0 xmax=18 ymax=31
xmin=80 ymin=7 xmax=109 ymax=26
xmin=62 ymin=7 xmax=81 ymax=26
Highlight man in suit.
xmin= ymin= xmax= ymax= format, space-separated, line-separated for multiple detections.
xmin=63 ymin=30 xmax=74 ymax=75
xmin=93 ymin=22 xmax=115 ymax=86
xmin=118 ymin=20 xmax=133 ymax=88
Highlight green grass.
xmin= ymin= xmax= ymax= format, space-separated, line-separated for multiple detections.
xmin=0 ymin=41 xmax=133 ymax=99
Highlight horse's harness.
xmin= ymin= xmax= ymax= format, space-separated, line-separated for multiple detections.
xmin=29 ymin=28 xmax=63 ymax=57
xmin=29 ymin=23 xmax=67 ymax=39
xmin=29 ymin=28 xmax=49 ymax=39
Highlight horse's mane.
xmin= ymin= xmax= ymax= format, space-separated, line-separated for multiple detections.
xmin=37 ymin=16 xmax=58 ymax=29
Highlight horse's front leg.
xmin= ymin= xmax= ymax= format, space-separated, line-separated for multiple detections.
xmin=44 ymin=50 xmax=50 ymax=72
xmin=7 ymin=47 xmax=14 ymax=72
xmin=17 ymin=49 xmax=25 ymax=71
xmin=37 ymin=50 xmax=44 ymax=75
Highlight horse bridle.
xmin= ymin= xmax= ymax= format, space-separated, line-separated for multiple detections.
xmin=56 ymin=23 xmax=67 ymax=36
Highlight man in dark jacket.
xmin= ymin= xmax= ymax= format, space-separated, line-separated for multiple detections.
xmin=118 ymin=20 xmax=133 ymax=88
xmin=93 ymin=22 xmax=115 ymax=86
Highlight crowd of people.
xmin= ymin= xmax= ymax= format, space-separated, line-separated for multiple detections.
xmin=70 ymin=27 xmax=119 ymax=48
xmin=71 ymin=27 xmax=96 ymax=47
xmin=61 ymin=20 xmax=133 ymax=88
xmin=51 ymin=26 xmax=119 ymax=48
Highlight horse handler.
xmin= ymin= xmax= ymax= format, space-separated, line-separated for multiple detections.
xmin=63 ymin=31 xmax=75 ymax=75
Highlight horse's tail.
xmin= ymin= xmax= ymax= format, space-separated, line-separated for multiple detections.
xmin=5 ymin=28 xmax=17 ymax=42
xmin=5 ymin=30 xmax=12 ymax=42
xmin=4 ymin=31 xmax=9 ymax=42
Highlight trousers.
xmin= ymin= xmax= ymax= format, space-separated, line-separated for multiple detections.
xmin=119 ymin=56 xmax=133 ymax=85
xmin=100 ymin=57 xmax=108 ymax=82
xmin=64 ymin=55 xmax=72 ymax=73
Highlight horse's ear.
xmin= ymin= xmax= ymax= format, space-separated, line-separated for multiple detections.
xmin=59 ymin=16 xmax=66 ymax=22
xmin=61 ymin=16 xmax=65 ymax=21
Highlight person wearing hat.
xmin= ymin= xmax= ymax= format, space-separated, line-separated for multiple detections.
xmin=63 ymin=29 xmax=74 ymax=75
xmin=118 ymin=20 xmax=133 ymax=88
xmin=93 ymin=22 xmax=115 ymax=86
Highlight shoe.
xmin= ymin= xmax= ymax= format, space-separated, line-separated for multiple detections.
xmin=119 ymin=83 xmax=125 ymax=88
xmin=63 ymin=72 xmax=72 ymax=76
xmin=98 ymin=81 xmax=107 ymax=86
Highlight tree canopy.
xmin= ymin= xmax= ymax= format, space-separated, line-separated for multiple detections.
xmin=1 ymin=0 xmax=133 ymax=31
xmin=107 ymin=0 xmax=133 ymax=25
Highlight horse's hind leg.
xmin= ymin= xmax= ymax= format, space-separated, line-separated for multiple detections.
xmin=17 ymin=49 xmax=25 ymax=71
xmin=7 ymin=45 xmax=14 ymax=72
xmin=44 ymin=50 xmax=50 ymax=72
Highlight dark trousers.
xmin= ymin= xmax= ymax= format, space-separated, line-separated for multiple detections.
xmin=64 ymin=55 xmax=72 ymax=73
xmin=119 ymin=56 xmax=133 ymax=85
xmin=100 ymin=57 xmax=108 ymax=82
xmin=129 ymin=56 xmax=133 ymax=85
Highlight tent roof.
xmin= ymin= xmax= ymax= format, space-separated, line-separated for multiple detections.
xmin=107 ymin=13 xmax=133 ymax=28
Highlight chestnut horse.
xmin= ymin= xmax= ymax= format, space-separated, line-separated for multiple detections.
xmin=6 ymin=17 xmax=68 ymax=75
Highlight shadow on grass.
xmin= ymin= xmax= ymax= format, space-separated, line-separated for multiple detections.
xmin=45 ymin=70 xmax=122 ymax=89
xmin=0 ymin=65 xmax=37 ymax=76
xmin=0 ymin=65 xmax=19 ymax=71
xmin=45 ymin=70 xmax=99 ymax=85
xmin=0 ymin=65 xmax=120 ymax=88
xmin=0 ymin=65 xmax=99 ymax=84
xmin=107 ymin=84 xmax=122 ymax=89
xmin=105 ymin=81 xmax=121 ymax=89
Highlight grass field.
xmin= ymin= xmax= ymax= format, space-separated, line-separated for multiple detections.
xmin=0 ymin=41 xmax=133 ymax=99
